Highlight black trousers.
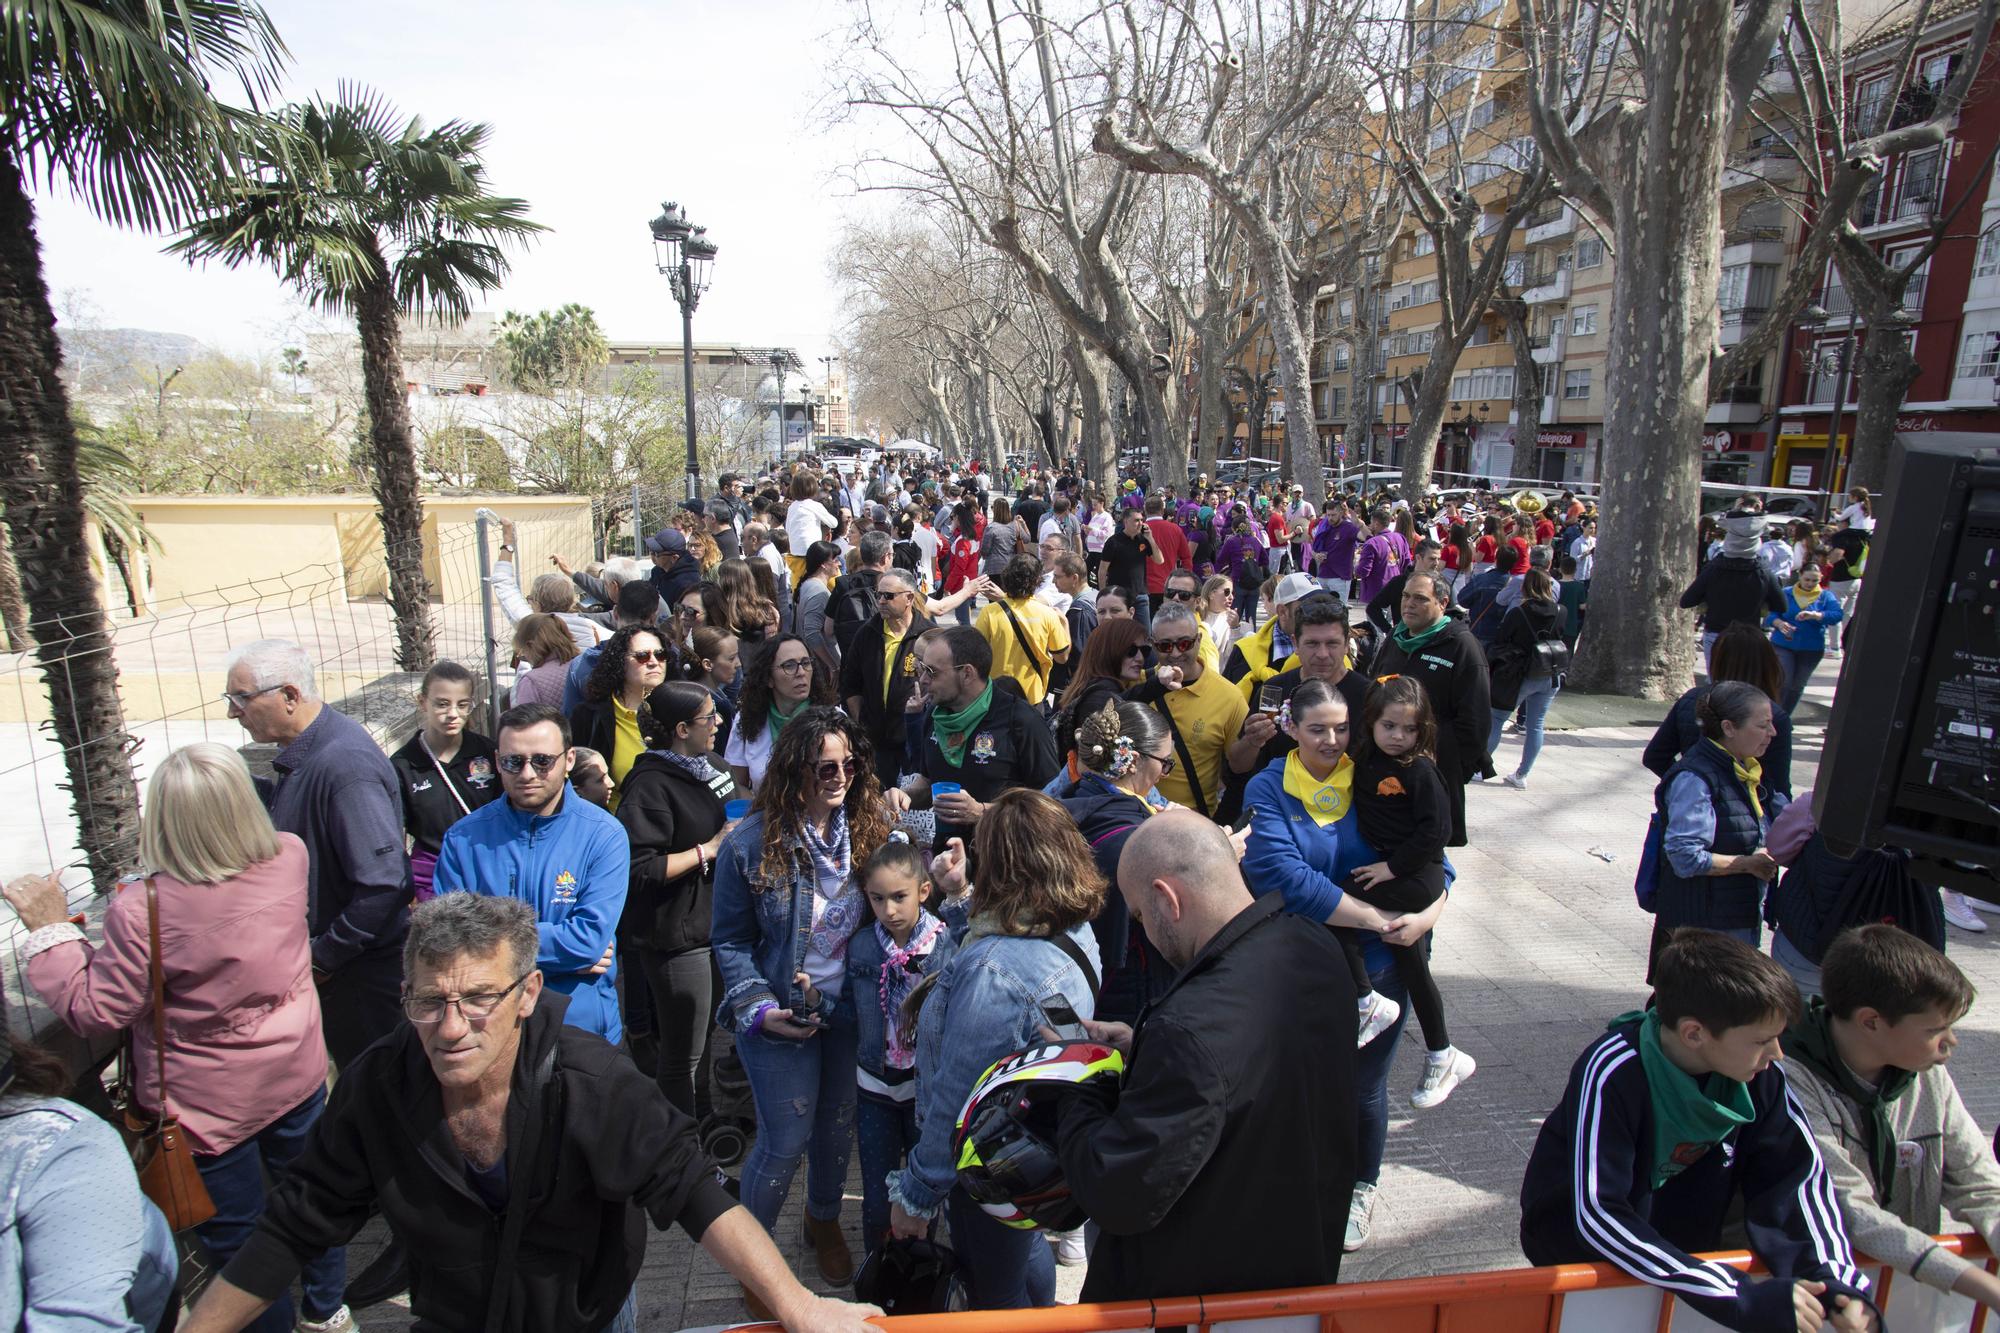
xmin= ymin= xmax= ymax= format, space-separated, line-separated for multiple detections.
xmin=318 ymin=944 xmax=405 ymax=1069
xmin=1339 ymin=863 xmax=1450 ymax=1051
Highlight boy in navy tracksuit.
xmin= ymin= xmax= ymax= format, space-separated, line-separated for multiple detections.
xmin=1520 ymin=929 xmax=1876 ymax=1332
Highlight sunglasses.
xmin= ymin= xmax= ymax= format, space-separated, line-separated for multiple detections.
xmin=1156 ymin=635 xmax=1200 ymax=655
xmin=1124 ymin=643 xmax=1150 ymax=659
xmin=497 ymin=752 xmax=566 ymax=775
xmin=629 ymin=649 xmax=669 ymax=664
xmin=1164 ymin=588 xmax=1196 ymax=600
xmin=814 ymin=757 xmax=859 ymax=784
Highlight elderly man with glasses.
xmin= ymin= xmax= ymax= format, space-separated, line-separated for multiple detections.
xmin=1125 ymin=602 xmax=1260 ymax=824
xmin=432 ymin=703 xmax=630 ymax=1042
xmin=224 ymin=638 xmax=412 ymax=1069
xmin=840 ymin=568 xmax=933 ymax=791
xmin=180 ymin=894 xmax=881 ymax=1333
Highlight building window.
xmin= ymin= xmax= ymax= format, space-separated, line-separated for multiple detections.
xmin=1977 ymin=225 xmax=2000 ymax=280
xmin=1571 ymin=304 xmax=1598 ymax=336
xmin=1897 ymin=146 xmax=1942 ymax=220
xmin=1563 ymin=369 xmax=1592 ymax=400
xmin=1956 ymin=328 xmax=2000 ymax=382
xmin=1449 ymin=366 xmax=1516 ymax=399
xmin=1850 ymin=71 xmax=1892 ymax=136
xmin=1574 ymin=237 xmax=1604 ymax=268
xmin=1412 ymin=231 xmax=1436 ymax=257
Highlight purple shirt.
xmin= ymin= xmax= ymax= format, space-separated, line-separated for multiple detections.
xmin=1315 ymin=518 xmax=1363 ymax=579
xmin=1354 ymin=530 xmax=1411 ymax=604
xmin=1217 ymin=531 xmax=1267 ymax=585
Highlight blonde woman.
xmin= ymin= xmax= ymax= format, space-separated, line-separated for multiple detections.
xmin=5 ymin=743 xmax=351 ymax=1333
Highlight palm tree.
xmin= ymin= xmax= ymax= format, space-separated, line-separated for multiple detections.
xmin=0 ymin=0 xmax=285 ymax=893
xmin=172 ymin=91 xmax=543 ymax=671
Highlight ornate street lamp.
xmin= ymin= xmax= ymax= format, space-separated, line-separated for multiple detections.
xmin=651 ymin=201 xmax=718 ymax=500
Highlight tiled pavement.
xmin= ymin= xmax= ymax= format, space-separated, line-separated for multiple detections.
xmin=337 ymin=657 xmax=2000 ymax=1329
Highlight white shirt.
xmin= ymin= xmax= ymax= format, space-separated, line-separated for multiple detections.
xmin=1837 ymin=502 xmax=1875 ymax=532
xmin=724 ymin=717 xmax=777 ymax=791
xmin=911 ymin=524 xmax=940 ymax=588
xmin=754 ymin=542 xmax=785 ymax=582
xmin=785 ymin=498 xmax=838 ymax=559
xmin=1569 ymin=534 xmax=1595 ymax=582
xmin=1037 ymin=514 xmax=1063 ymax=545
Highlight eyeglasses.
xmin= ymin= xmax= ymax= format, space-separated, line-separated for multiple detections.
xmin=675 ymin=605 xmax=703 ymax=619
xmin=775 ymin=657 xmax=814 ymax=675
xmin=1156 ymin=635 xmax=1199 ymax=655
xmin=1164 ymin=588 xmax=1196 ymax=600
xmin=629 ymin=649 xmax=669 ymax=664
xmin=915 ymin=660 xmax=955 ymax=680
xmin=497 ymin=752 xmax=566 ymax=775
xmin=1148 ymin=751 xmax=1177 ymax=773
xmin=221 ymin=684 xmax=284 ymax=709
xmin=813 ymin=757 xmax=859 ymax=784
xmin=403 ymin=973 xmax=530 ymax=1024
xmin=690 ymin=710 xmax=718 ymax=726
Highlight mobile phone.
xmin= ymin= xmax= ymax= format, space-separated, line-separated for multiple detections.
xmin=1039 ymin=999 xmax=1088 ymax=1041
xmin=1257 ymin=680 xmax=1285 ymax=715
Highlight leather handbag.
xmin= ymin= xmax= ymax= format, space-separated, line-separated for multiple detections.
xmin=109 ymin=877 xmax=217 ymax=1233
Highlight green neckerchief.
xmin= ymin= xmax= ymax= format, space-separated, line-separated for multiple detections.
xmin=932 ymin=680 xmax=996 ymax=768
xmin=768 ymin=698 xmax=809 ymax=744
xmin=1391 ymin=615 xmax=1453 ymax=655
xmin=1784 ymin=998 xmax=1916 ymax=1206
xmin=1612 ymin=1009 xmax=1756 ymax=1190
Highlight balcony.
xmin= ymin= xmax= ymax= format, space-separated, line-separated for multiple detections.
xmin=1705 ymin=387 xmax=1767 ymax=425
xmin=1716 ymin=304 xmax=1767 ymax=347
xmin=1522 ymin=266 xmax=1571 ymax=304
xmin=1530 ymin=329 xmax=1566 ymax=363
xmin=1525 ymin=205 xmax=1575 ymax=246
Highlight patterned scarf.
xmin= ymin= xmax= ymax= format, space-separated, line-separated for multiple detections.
xmin=878 ymin=911 xmax=946 ymax=1069
xmin=802 ymin=809 xmax=867 ymax=965
xmin=657 ymin=749 xmax=716 ymax=783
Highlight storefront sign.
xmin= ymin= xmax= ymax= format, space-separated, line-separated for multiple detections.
xmin=1894 ymin=415 xmax=1940 ymax=432
xmin=1789 ymin=465 xmax=1814 ymax=486
xmin=1702 ymin=430 xmax=1768 ymax=453
xmin=1535 ymin=428 xmax=1586 ymax=448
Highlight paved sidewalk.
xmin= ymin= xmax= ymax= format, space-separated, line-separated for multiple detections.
xmin=338 ymin=657 xmax=2000 ymax=1327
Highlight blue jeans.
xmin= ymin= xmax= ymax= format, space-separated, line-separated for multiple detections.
xmin=194 ymin=1086 xmax=346 ymax=1328
xmin=1775 ymin=648 xmax=1822 ymax=717
xmin=1133 ymin=592 xmax=1153 ymax=630
xmin=856 ymin=1091 xmax=920 ymax=1256
xmin=1490 ymin=675 xmax=1557 ymax=777
xmin=602 ymin=1286 xmax=638 ymax=1333
xmin=1356 ymin=945 xmax=1418 ymax=1187
xmin=737 ymin=1022 xmax=858 ymax=1232
xmin=947 ymin=1184 xmax=1055 ymax=1309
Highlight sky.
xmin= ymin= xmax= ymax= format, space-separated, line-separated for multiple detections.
xmin=33 ymin=0 xmax=898 ymax=379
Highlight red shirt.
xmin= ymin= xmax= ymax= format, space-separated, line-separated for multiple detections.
xmin=1475 ymin=534 xmax=1498 ymax=563
xmin=1441 ymin=543 xmax=1464 ymax=571
xmin=1533 ymin=517 xmax=1555 ymax=545
xmin=1144 ymin=517 xmax=1191 ymax=594
xmin=1508 ymin=536 xmax=1532 ymax=565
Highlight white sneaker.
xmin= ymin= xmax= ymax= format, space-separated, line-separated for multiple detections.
xmin=1344 ymin=1182 xmax=1377 ymax=1251
xmin=1963 ymin=894 xmax=2000 ymax=914
xmin=1502 ymin=773 xmax=1528 ymax=790
xmin=1411 ymin=1047 xmax=1476 ymax=1109
xmin=1356 ymin=992 xmax=1402 ymax=1047
xmin=1943 ymin=892 xmax=1988 ymax=932
xmin=295 ymin=1308 xmax=358 ymax=1333
xmin=1048 ymin=1228 xmax=1089 ymax=1266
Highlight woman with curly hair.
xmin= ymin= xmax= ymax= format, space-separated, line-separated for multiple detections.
xmin=887 ymin=788 xmax=1105 ymax=1308
xmin=711 ymin=708 xmax=892 ymax=1309
xmin=567 ymin=623 xmax=673 ymax=807
xmin=725 ymin=633 xmax=838 ymax=792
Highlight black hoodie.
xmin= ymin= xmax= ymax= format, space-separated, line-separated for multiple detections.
xmin=1679 ymin=555 xmax=1783 ymax=634
xmin=614 ymin=750 xmax=742 ymax=955
xmin=224 ymin=993 xmax=734 ymax=1332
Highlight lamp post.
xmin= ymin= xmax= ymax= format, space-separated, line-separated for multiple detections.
xmin=650 ymin=201 xmax=717 ymax=500
xmin=819 ymin=354 xmax=839 ymax=436
xmin=771 ymin=352 xmax=788 ymax=465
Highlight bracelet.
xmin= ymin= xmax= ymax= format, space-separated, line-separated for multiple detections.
xmin=749 ymin=1001 xmax=777 ymax=1033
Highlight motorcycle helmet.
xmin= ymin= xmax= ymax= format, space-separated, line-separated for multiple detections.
xmin=952 ymin=1039 xmax=1126 ymax=1231
xmin=853 ymin=1235 xmax=960 ymax=1314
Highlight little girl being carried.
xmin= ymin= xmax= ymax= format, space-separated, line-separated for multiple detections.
xmin=1347 ymin=676 xmax=1476 ymax=1110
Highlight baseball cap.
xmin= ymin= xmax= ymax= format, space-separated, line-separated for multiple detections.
xmin=1274 ymin=572 xmax=1320 ymax=607
xmin=678 ymin=497 xmax=706 ymax=517
xmin=644 ymin=527 xmax=688 ymax=556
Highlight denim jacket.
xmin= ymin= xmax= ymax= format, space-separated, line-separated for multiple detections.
xmin=847 ymin=911 xmax=960 ymax=1080
xmin=712 ymin=811 xmax=852 ymax=1031
xmin=887 ymin=922 xmax=1101 ymax=1217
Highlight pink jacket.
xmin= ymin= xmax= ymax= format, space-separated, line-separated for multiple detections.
xmin=26 ymin=835 xmax=328 ymax=1156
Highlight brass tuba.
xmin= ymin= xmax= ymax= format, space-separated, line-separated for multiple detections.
xmin=1511 ymin=488 xmax=1547 ymax=515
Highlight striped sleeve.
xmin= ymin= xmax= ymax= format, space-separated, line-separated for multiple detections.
xmin=1736 ymin=1065 xmax=1871 ymax=1306
xmin=1569 ymin=1037 xmax=1749 ymax=1309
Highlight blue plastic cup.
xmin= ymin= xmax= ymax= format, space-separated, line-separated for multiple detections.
xmin=930 ymin=782 xmax=962 ymax=803
xmin=724 ymin=799 xmax=751 ymax=820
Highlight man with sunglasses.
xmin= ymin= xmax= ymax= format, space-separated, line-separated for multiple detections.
xmin=433 ymin=704 xmax=631 ymax=1042
xmin=903 ymin=626 xmax=1058 ymax=856
xmin=1125 ymin=602 xmax=1257 ymax=823
xmin=841 ymin=568 xmax=933 ymax=791
xmin=183 ymin=894 xmax=882 ymax=1333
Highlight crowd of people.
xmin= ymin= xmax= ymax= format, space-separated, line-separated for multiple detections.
xmin=2 ymin=452 xmax=1995 ymax=1333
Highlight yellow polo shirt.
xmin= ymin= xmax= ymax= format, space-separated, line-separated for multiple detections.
xmin=1155 ymin=665 xmax=1248 ymax=815
xmin=975 ymin=597 xmax=1071 ymax=706
xmin=609 ymin=696 xmax=644 ymax=812
xmin=882 ymin=626 xmax=907 ymax=707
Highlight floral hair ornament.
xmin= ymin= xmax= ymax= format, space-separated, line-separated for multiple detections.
xmin=1106 ymin=733 xmax=1140 ymax=779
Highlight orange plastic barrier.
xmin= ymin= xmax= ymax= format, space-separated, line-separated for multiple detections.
xmin=709 ymin=1233 xmax=1993 ymax=1333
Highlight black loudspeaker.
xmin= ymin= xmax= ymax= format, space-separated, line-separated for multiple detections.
xmin=1816 ymin=434 xmax=2000 ymax=867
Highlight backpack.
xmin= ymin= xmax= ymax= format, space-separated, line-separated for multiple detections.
xmin=829 ymin=572 xmax=882 ymax=658
xmin=1793 ymin=840 xmax=1944 ymax=964
xmin=1634 ymin=767 xmax=1721 ymax=913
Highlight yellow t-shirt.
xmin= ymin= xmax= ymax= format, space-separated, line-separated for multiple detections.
xmin=975 ymin=597 xmax=1072 ymax=706
xmin=1156 ymin=665 xmax=1249 ymax=814
xmin=609 ymin=696 xmax=645 ymax=812
xmin=882 ymin=627 xmax=907 ymax=708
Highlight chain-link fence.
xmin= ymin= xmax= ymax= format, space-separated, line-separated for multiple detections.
xmin=1 ymin=482 xmax=703 ymax=1044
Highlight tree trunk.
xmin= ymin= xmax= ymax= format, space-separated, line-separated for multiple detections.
xmin=1570 ymin=60 xmax=1727 ymax=697
xmin=0 ymin=152 xmax=142 ymax=893
xmin=1398 ymin=349 xmax=1459 ymax=497
xmin=0 ymin=517 xmax=31 ymax=649
xmin=1138 ymin=370 xmax=1187 ymax=493
xmin=1845 ymin=321 xmax=1918 ymax=494
xmin=1503 ymin=301 xmax=1544 ymax=464
xmin=1066 ymin=337 xmax=1115 ymax=486
xmin=354 ymin=268 xmax=437 ymax=672
xmin=1195 ymin=314 xmax=1227 ymax=481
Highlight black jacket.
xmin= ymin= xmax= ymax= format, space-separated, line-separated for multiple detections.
xmin=917 ymin=686 xmax=1059 ymax=853
xmin=224 ymin=994 xmax=734 ymax=1333
xmin=1680 ymin=555 xmax=1784 ymax=633
xmin=1367 ymin=617 xmax=1491 ymax=845
xmin=1218 ymin=666 xmax=1371 ymax=817
xmin=614 ymin=751 xmax=742 ymax=955
xmin=838 ymin=612 xmax=931 ymax=756
xmin=1488 ymin=598 xmax=1566 ymax=711
xmin=390 ymin=731 xmax=503 ymax=856
xmin=1058 ymin=774 xmax=1172 ymax=1023
xmin=1643 ymin=686 xmax=1794 ymax=797
xmin=567 ymin=684 xmax=676 ymax=764
xmin=1058 ymin=894 xmax=1357 ymax=1301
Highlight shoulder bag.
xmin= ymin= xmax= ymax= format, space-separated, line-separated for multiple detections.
xmin=109 ymin=877 xmax=217 ymax=1233
xmin=995 ymin=598 xmax=1051 ymax=693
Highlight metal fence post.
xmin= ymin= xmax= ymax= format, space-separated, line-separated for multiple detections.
xmin=631 ymin=483 xmax=644 ymax=557
xmin=474 ymin=508 xmax=502 ymax=736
